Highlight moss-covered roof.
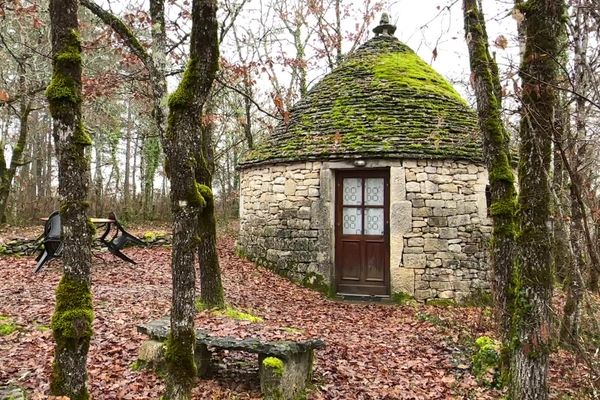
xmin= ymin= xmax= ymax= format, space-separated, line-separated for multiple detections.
xmin=240 ymin=35 xmax=482 ymax=168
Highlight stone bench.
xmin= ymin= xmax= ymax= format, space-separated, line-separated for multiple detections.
xmin=137 ymin=318 xmax=325 ymax=400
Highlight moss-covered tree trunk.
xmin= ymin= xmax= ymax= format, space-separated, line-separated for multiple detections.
xmin=162 ymin=1 xmax=219 ymax=398
xmin=46 ymin=0 xmax=94 ymax=398
xmin=462 ymin=0 xmax=518 ymax=343
xmin=511 ymin=1 xmax=565 ymax=398
xmin=196 ymin=97 xmax=224 ymax=309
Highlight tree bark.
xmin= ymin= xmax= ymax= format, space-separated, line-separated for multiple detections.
xmin=196 ymin=97 xmax=224 ymax=309
xmin=162 ymin=0 xmax=220 ymax=398
xmin=511 ymin=1 xmax=565 ymax=399
xmin=46 ymin=0 xmax=93 ymax=398
xmin=462 ymin=0 xmax=518 ymax=343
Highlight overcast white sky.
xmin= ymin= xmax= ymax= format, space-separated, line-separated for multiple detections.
xmin=371 ymin=0 xmax=519 ymax=100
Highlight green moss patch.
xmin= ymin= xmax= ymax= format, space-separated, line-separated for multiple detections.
xmin=262 ymin=356 xmax=284 ymax=376
xmin=51 ymin=277 xmax=93 ymax=340
xmin=196 ymin=299 xmax=263 ymax=323
xmin=391 ymin=291 xmax=416 ymax=305
xmin=0 ymin=315 xmax=17 ymax=336
xmin=427 ymin=298 xmax=456 ymax=307
xmin=471 ymin=336 xmax=500 ymax=386
xmin=214 ymin=307 xmax=263 ymax=323
xmin=373 ymin=52 xmax=467 ymax=104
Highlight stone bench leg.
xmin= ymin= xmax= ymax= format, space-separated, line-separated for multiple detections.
xmin=259 ymin=351 xmax=314 ymax=400
xmin=138 ymin=340 xmax=211 ymax=378
xmin=195 ymin=343 xmax=211 ymax=377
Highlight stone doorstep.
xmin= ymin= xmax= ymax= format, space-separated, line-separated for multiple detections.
xmin=137 ymin=319 xmax=325 ymax=400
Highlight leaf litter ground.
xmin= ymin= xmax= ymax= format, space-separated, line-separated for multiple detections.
xmin=0 ymin=227 xmax=592 ymax=399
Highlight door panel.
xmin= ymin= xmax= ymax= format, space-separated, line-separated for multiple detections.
xmin=365 ymin=241 xmax=385 ymax=282
xmin=339 ymin=241 xmax=361 ymax=280
xmin=335 ymin=170 xmax=390 ymax=296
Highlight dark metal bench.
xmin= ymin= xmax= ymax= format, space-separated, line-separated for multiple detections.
xmin=138 ymin=318 xmax=325 ymax=400
xmin=34 ymin=211 xmax=145 ymax=272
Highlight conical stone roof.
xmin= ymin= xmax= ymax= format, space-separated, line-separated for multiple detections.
xmin=240 ymin=35 xmax=482 ymax=168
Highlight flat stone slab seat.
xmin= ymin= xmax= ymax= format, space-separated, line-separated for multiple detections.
xmin=137 ymin=318 xmax=325 ymax=400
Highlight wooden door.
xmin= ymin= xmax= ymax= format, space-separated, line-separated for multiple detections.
xmin=335 ymin=170 xmax=390 ymax=296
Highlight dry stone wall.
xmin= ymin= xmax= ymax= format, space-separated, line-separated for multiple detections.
xmin=400 ymin=159 xmax=492 ymax=301
xmin=238 ymin=161 xmax=331 ymax=289
xmin=238 ymin=159 xmax=492 ymax=301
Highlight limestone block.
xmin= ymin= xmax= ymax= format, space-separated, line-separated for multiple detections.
xmin=424 ymin=238 xmax=448 ymax=252
xmin=407 ymin=237 xmax=424 ymax=247
xmin=439 ymin=183 xmax=458 ymax=193
xmin=428 ymin=217 xmax=448 ymax=227
xmin=430 ymin=281 xmax=454 ymax=290
xmin=413 ymin=207 xmax=432 ymax=217
xmin=406 ymin=181 xmax=420 ymax=192
xmin=274 ymin=176 xmax=286 ymax=184
xmin=425 ymin=199 xmax=445 ymax=208
xmin=415 ymin=289 xmax=433 ymax=300
xmin=259 ymin=352 xmax=314 ymax=400
xmin=455 ymin=174 xmax=477 ymax=181
xmin=297 ymin=206 xmax=311 ymax=220
xmin=433 ymin=208 xmax=457 ymax=217
xmin=422 ymin=181 xmax=439 ymax=193
xmin=391 ymin=267 xmax=415 ymax=295
xmin=390 ymin=166 xmax=406 ymax=200
xmin=448 ymin=244 xmax=462 ymax=253
xmin=438 ymin=290 xmax=455 ymax=299
xmin=430 ymin=174 xmax=453 ymax=184
xmin=439 ymin=228 xmax=458 ymax=239
xmin=403 ymin=160 xmax=418 ymax=168
xmin=138 ymin=340 xmax=165 ymax=367
xmin=416 ymin=172 xmax=427 ymax=182
xmin=390 ymin=201 xmax=412 ymax=266
xmin=413 ymin=220 xmax=427 ymax=228
xmin=405 ymin=171 xmax=416 ymax=181
xmin=412 ymin=199 xmax=425 ymax=207
xmin=467 ymin=165 xmax=479 ymax=174
xmin=403 ymin=246 xmax=424 ymax=254
xmin=403 ymin=253 xmax=427 ymax=268
xmin=448 ymin=214 xmax=471 ymax=227
xmin=308 ymin=187 xmax=320 ymax=197
xmin=273 ymin=184 xmax=285 ymax=193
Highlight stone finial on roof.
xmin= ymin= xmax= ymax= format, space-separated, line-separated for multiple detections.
xmin=373 ymin=13 xmax=396 ymax=37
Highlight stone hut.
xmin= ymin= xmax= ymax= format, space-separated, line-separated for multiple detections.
xmin=237 ymin=15 xmax=491 ymax=302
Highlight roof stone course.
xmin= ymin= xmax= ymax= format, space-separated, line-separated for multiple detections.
xmin=241 ymin=35 xmax=483 ymax=168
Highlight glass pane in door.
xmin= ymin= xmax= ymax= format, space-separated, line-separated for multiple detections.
xmin=343 ymin=207 xmax=362 ymax=235
xmin=365 ymin=208 xmax=384 ymax=235
xmin=343 ymin=178 xmax=362 ymax=205
xmin=365 ymin=178 xmax=384 ymax=205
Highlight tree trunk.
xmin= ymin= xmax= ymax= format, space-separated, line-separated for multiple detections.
xmin=511 ymin=1 xmax=565 ymax=399
xmin=560 ymin=178 xmax=585 ymax=346
xmin=124 ymin=100 xmax=132 ymax=212
xmin=560 ymin=2 xmax=588 ymax=347
xmin=46 ymin=0 xmax=93 ymax=398
xmin=0 ymin=63 xmax=32 ymax=223
xmin=462 ymin=0 xmax=517 ymax=344
xmin=162 ymin=0 xmax=219 ymax=398
xmin=196 ymin=98 xmax=224 ymax=308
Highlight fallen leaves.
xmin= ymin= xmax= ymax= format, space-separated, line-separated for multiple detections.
xmin=0 ymin=227 xmax=592 ymax=399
